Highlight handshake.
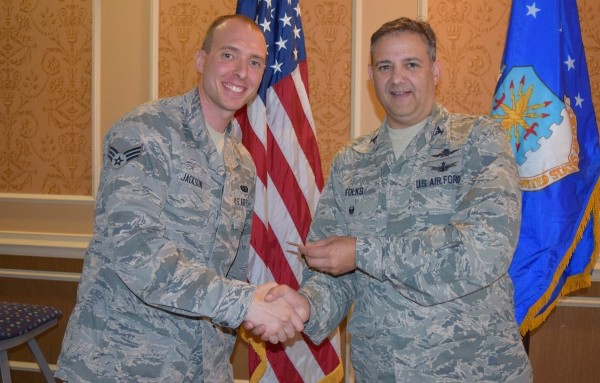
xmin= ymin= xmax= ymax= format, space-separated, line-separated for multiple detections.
xmin=243 ymin=236 xmax=357 ymax=344
xmin=243 ymin=282 xmax=309 ymax=344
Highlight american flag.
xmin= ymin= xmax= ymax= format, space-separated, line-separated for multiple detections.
xmin=233 ymin=0 xmax=343 ymax=382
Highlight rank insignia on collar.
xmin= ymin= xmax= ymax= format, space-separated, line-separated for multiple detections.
xmin=108 ymin=145 xmax=142 ymax=169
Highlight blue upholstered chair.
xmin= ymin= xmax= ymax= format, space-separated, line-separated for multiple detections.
xmin=0 ymin=302 xmax=61 ymax=383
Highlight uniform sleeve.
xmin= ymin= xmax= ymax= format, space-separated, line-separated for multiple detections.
xmin=300 ymin=165 xmax=357 ymax=344
xmin=103 ymin=118 xmax=255 ymax=329
xmin=357 ymin=121 xmax=522 ymax=306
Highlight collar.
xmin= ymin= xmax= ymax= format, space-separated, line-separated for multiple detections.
xmin=182 ymin=88 xmax=242 ymax=170
xmin=349 ymin=103 xmax=451 ymax=155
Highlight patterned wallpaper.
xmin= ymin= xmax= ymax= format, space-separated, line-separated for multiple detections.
xmin=2 ymin=0 xmax=599 ymax=195
xmin=0 ymin=0 xmax=92 ymax=194
xmin=579 ymin=0 xmax=600 ymax=103
xmin=429 ymin=0 xmax=511 ymax=114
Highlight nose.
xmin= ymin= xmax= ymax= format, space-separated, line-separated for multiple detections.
xmin=235 ymin=59 xmax=248 ymax=79
xmin=390 ymin=67 xmax=406 ymax=84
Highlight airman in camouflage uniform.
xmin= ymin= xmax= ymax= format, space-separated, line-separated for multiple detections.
xmin=251 ymin=17 xmax=533 ymax=382
xmin=300 ymin=104 xmax=532 ymax=382
xmin=56 ymin=15 xmax=304 ymax=383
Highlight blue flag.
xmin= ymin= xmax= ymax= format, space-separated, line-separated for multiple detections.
xmin=491 ymin=0 xmax=600 ymax=334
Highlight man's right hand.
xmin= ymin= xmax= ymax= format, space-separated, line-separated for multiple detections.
xmin=244 ymin=282 xmax=306 ymax=344
xmin=244 ymin=284 xmax=310 ymax=342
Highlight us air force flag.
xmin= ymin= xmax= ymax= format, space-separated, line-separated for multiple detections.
xmin=491 ymin=0 xmax=600 ymax=334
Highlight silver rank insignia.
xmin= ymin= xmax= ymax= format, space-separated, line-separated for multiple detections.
xmin=108 ymin=145 xmax=142 ymax=168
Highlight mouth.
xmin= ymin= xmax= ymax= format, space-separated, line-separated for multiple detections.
xmin=224 ymin=82 xmax=245 ymax=94
xmin=390 ymin=89 xmax=410 ymax=96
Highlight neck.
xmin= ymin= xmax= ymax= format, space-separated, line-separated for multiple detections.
xmin=198 ymin=86 xmax=232 ymax=133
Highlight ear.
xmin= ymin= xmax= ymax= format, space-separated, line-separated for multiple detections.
xmin=432 ymin=60 xmax=441 ymax=85
xmin=196 ymin=49 xmax=207 ymax=73
xmin=368 ymin=64 xmax=374 ymax=82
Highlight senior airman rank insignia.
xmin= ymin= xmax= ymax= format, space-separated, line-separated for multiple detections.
xmin=108 ymin=145 xmax=142 ymax=169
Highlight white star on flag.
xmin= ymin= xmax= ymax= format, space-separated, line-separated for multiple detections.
xmin=526 ymin=2 xmax=541 ymax=18
xmin=564 ymin=55 xmax=575 ymax=70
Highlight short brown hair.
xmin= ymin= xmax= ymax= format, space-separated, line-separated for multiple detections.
xmin=370 ymin=17 xmax=437 ymax=63
xmin=201 ymin=14 xmax=263 ymax=52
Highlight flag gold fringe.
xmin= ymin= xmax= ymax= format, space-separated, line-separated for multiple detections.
xmin=239 ymin=327 xmax=268 ymax=383
xmin=240 ymin=327 xmax=345 ymax=383
xmin=317 ymin=356 xmax=345 ymax=383
xmin=518 ymin=175 xmax=600 ymax=336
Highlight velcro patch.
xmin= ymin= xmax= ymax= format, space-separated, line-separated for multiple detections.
xmin=108 ymin=145 xmax=142 ymax=168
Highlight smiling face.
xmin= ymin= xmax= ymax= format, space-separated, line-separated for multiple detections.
xmin=196 ymin=17 xmax=267 ymax=130
xmin=368 ymin=31 xmax=440 ymax=129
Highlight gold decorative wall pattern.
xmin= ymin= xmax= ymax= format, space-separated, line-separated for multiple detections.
xmin=579 ymin=0 xmax=600 ymax=125
xmin=158 ymin=0 xmax=351 ymax=178
xmin=428 ymin=0 xmax=511 ymax=116
xmin=302 ymin=0 xmax=352 ymax=176
xmin=0 ymin=0 xmax=92 ymax=195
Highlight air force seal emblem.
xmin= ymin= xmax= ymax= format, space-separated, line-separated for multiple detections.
xmin=491 ymin=66 xmax=580 ymax=191
xmin=108 ymin=145 xmax=143 ymax=169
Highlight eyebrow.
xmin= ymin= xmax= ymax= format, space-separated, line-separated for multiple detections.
xmin=375 ymin=57 xmax=422 ymax=66
xmin=374 ymin=58 xmax=391 ymax=65
xmin=218 ymin=45 xmax=241 ymax=53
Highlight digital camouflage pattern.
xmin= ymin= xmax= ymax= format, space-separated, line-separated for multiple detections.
xmin=300 ymin=104 xmax=533 ymax=382
xmin=56 ymin=88 xmax=256 ymax=383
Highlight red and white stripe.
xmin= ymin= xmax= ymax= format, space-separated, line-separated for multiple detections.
xmin=234 ymin=61 xmax=342 ymax=382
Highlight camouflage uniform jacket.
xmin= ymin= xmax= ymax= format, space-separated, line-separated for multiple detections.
xmin=56 ymin=88 xmax=256 ymax=383
xmin=300 ymin=104 xmax=533 ymax=382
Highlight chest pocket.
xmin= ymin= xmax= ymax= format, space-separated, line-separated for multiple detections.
xmin=410 ymin=146 xmax=462 ymax=219
xmin=165 ymin=162 xmax=218 ymax=234
xmin=221 ymin=186 xmax=250 ymax=233
xmin=340 ymin=187 xmax=382 ymax=235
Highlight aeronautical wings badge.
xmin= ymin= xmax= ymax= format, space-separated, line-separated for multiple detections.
xmin=432 ymin=148 xmax=459 ymax=158
xmin=107 ymin=145 xmax=142 ymax=169
xmin=430 ymin=161 xmax=457 ymax=172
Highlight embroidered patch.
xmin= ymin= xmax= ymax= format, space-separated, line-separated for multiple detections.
xmin=430 ymin=161 xmax=457 ymax=172
xmin=180 ymin=172 xmax=202 ymax=188
xmin=432 ymin=148 xmax=458 ymax=158
xmin=108 ymin=145 xmax=142 ymax=169
xmin=416 ymin=174 xmax=462 ymax=188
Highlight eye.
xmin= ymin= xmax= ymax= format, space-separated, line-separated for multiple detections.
xmin=222 ymin=52 xmax=235 ymax=60
xmin=249 ymin=59 xmax=264 ymax=69
xmin=377 ymin=64 xmax=392 ymax=72
xmin=406 ymin=62 xmax=420 ymax=70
